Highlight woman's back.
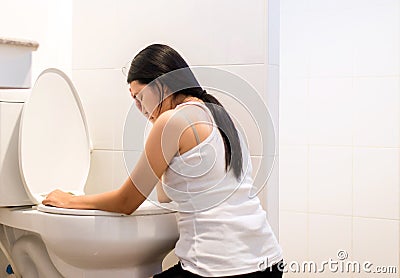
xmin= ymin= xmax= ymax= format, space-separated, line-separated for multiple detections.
xmin=162 ymin=101 xmax=283 ymax=277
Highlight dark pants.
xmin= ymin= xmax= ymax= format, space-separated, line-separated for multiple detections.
xmin=153 ymin=260 xmax=284 ymax=278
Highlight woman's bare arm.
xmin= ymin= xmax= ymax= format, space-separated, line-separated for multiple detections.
xmin=43 ymin=109 xmax=183 ymax=214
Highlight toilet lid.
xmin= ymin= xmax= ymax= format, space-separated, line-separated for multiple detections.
xmin=19 ymin=68 xmax=91 ymax=204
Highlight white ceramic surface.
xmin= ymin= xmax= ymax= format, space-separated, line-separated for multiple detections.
xmin=19 ymin=68 xmax=91 ymax=204
xmin=0 ymin=201 xmax=179 ymax=278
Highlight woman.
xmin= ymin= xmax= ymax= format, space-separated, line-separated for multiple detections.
xmin=43 ymin=44 xmax=284 ymax=277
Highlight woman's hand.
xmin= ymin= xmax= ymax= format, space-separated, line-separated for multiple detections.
xmin=42 ymin=189 xmax=75 ymax=208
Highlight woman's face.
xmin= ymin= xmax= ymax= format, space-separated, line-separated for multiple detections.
xmin=129 ymin=81 xmax=162 ymax=123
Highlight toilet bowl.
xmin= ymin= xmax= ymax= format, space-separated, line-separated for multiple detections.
xmin=0 ymin=68 xmax=179 ymax=277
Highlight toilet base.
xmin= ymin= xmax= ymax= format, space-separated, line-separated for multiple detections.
xmin=1 ymin=227 xmax=162 ymax=278
xmin=0 ymin=206 xmax=179 ymax=278
xmin=50 ymin=251 xmax=163 ymax=278
xmin=2 ymin=225 xmax=167 ymax=278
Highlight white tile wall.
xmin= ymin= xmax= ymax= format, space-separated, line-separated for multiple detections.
xmin=353 ymin=147 xmax=399 ymax=220
xmin=308 ymin=78 xmax=353 ymax=146
xmin=352 ymin=0 xmax=400 ymax=76
xmin=0 ymin=0 xmax=46 ymax=42
xmin=85 ymin=150 xmax=159 ymax=199
xmin=309 ymin=146 xmax=353 ymax=215
xmin=72 ymin=0 xmax=266 ymax=70
xmin=71 ymin=69 xmax=148 ymax=150
xmin=352 ymin=217 xmax=399 ymax=278
xmin=85 ymin=150 xmax=115 ymax=194
xmin=353 ymin=77 xmax=400 ymax=148
xmin=280 ymin=77 xmax=355 ymax=146
xmin=0 ymin=0 xmax=72 ymax=80
xmin=85 ymin=150 xmax=138 ymax=192
xmin=280 ymin=0 xmax=400 ymax=276
xmin=267 ymin=65 xmax=280 ymax=146
xmin=280 ymin=0 xmax=309 ymax=78
xmin=265 ymin=155 xmax=280 ymax=237
xmin=279 ymin=146 xmax=308 ymax=212
xmin=306 ymin=0 xmax=356 ymax=78
xmin=279 ymin=77 xmax=308 ymax=145
xmin=282 ymin=0 xmax=400 ymax=78
xmin=268 ymin=0 xmax=280 ymax=66
xmin=213 ymin=65 xmax=266 ymax=98
xmin=308 ymin=214 xmax=352 ymax=278
xmin=279 ymin=211 xmax=308 ymax=278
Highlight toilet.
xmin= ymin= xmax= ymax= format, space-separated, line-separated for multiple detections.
xmin=0 ymin=68 xmax=179 ymax=278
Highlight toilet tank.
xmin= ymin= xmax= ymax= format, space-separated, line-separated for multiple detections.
xmin=0 ymin=89 xmax=32 ymax=206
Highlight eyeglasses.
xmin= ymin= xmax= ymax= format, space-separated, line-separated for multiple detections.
xmin=121 ymin=60 xmax=131 ymax=77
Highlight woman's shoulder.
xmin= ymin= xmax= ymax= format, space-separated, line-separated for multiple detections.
xmin=152 ymin=108 xmax=191 ymax=133
xmin=156 ymin=101 xmax=205 ymax=124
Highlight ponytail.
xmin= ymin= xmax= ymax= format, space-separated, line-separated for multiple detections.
xmin=199 ymin=90 xmax=243 ymax=180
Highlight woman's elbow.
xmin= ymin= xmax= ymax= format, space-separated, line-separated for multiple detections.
xmin=122 ymin=207 xmax=135 ymax=215
xmin=120 ymin=199 xmax=140 ymax=215
xmin=118 ymin=193 xmax=140 ymax=215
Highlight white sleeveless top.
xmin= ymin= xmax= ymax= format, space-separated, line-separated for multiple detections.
xmin=162 ymin=101 xmax=283 ymax=277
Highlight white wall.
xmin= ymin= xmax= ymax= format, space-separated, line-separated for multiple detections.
xmin=0 ymin=0 xmax=72 ymax=79
xmin=280 ymin=0 xmax=399 ymax=277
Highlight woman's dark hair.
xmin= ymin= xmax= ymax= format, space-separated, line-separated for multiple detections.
xmin=127 ymin=44 xmax=243 ymax=180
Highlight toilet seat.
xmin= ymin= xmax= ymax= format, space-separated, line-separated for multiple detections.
xmin=19 ymin=68 xmax=172 ymax=217
xmin=36 ymin=201 xmax=176 ymax=216
xmin=36 ymin=204 xmax=126 ymax=216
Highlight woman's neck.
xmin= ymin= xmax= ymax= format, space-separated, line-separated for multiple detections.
xmin=173 ymin=95 xmax=203 ymax=107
